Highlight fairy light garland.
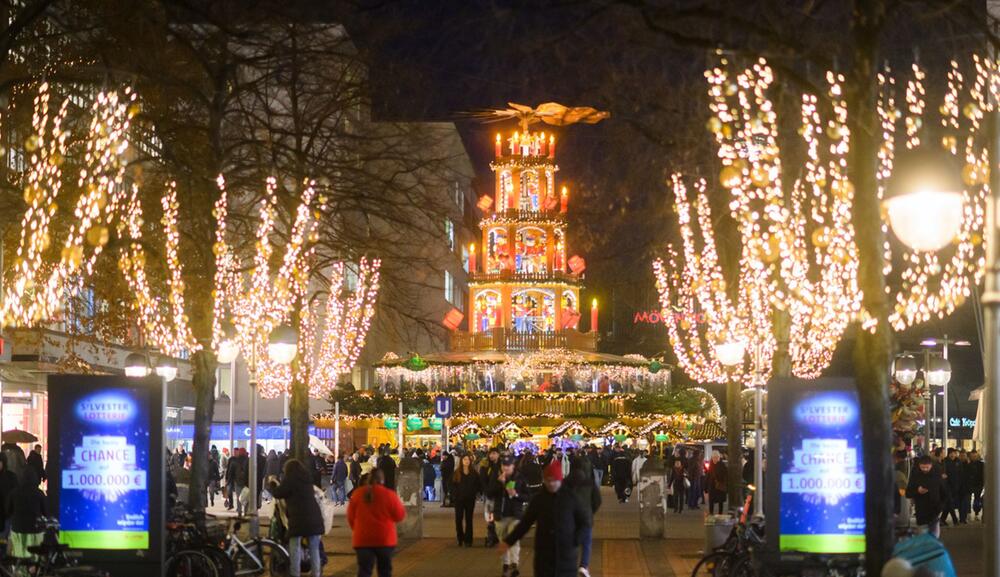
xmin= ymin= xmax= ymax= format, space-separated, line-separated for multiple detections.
xmin=257 ymin=257 xmax=382 ymax=398
xmin=662 ymin=57 xmax=991 ymax=387
xmin=3 ymin=84 xmax=136 ymax=328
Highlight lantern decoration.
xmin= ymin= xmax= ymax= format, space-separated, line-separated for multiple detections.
xmin=478 ymin=194 xmax=494 ymax=213
xmin=648 ymin=360 xmax=663 ymax=374
xmin=383 ymin=417 xmax=399 ymax=430
xmin=568 ymin=255 xmax=586 ymax=275
xmin=429 ymin=417 xmax=444 ymax=431
xmin=443 ymin=308 xmax=464 ymax=331
xmin=406 ymin=415 xmax=424 ymax=432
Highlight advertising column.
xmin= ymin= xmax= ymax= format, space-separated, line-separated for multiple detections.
xmin=766 ymin=378 xmax=866 ymax=558
xmin=48 ymin=375 xmax=164 ymax=576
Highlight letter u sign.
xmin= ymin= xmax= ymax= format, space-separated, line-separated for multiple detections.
xmin=434 ymin=396 xmax=452 ymax=419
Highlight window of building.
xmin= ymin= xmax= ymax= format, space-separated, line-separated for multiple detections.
xmin=445 ymin=219 xmax=455 ymax=251
xmin=445 ymin=270 xmax=455 ymax=305
xmin=453 ymin=181 xmax=464 ymax=211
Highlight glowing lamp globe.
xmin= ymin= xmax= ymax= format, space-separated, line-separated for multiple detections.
xmin=155 ymin=356 xmax=178 ymax=383
xmin=885 ymin=146 xmax=964 ymax=252
xmin=124 ymin=352 xmax=149 ymax=378
xmin=714 ymin=340 xmax=747 ymax=367
xmin=268 ymin=324 xmax=298 ymax=365
xmin=893 ymin=354 xmax=918 ymax=386
xmin=926 ymin=356 xmax=952 ymax=387
xmin=217 ymin=339 xmax=239 ymax=364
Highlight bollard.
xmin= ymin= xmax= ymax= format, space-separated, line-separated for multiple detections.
xmin=396 ymin=457 xmax=423 ymax=538
xmin=638 ymin=457 xmax=667 ymax=539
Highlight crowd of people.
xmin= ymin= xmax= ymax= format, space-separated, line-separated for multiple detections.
xmin=182 ymin=440 xmax=745 ymax=577
xmin=901 ymin=446 xmax=985 ymax=537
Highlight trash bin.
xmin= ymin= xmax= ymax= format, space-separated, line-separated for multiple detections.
xmin=704 ymin=514 xmax=736 ymax=551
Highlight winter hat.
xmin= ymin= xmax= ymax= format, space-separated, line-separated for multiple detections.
xmin=543 ymin=458 xmax=564 ymax=481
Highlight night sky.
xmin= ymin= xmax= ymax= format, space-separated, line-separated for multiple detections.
xmin=340 ymin=1 xmax=986 ymax=422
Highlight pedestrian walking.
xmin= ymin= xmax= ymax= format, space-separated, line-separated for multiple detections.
xmin=610 ymin=445 xmax=631 ymax=503
xmin=488 ymin=456 xmax=528 ymax=577
xmin=269 ymin=459 xmax=325 ymax=577
xmin=968 ymin=450 xmax=984 ymax=521
xmin=6 ymin=468 xmax=45 ymax=559
xmin=630 ymin=450 xmax=647 ymax=488
xmin=705 ymin=451 xmax=727 ymax=514
xmin=568 ymin=454 xmax=601 ymax=577
xmin=348 ymin=469 xmax=406 ymax=577
xmin=377 ymin=448 xmax=397 ymax=491
xmin=0 ymin=454 xmax=18 ymax=538
xmin=206 ymin=450 xmax=221 ymax=507
xmin=331 ymin=455 xmax=349 ymax=506
xmin=226 ymin=448 xmax=250 ymax=515
xmin=26 ymin=445 xmax=45 ymax=484
xmin=500 ymin=459 xmax=588 ymax=577
xmin=668 ymin=460 xmax=687 ymax=514
xmin=349 ymin=453 xmax=363 ymax=496
xmin=686 ymin=451 xmax=704 ymax=510
xmin=481 ymin=448 xmax=502 ymax=547
xmin=520 ymin=452 xmax=543 ymax=499
xmin=422 ymin=457 xmax=436 ymax=502
xmin=440 ymin=452 xmax=455 ymax=507
xmin=941 ymin=448 xmax=961 ymax=526
xmin=907 ymin=455 xmax=944 ymax=537
xmin=587 ymin=447 xmax=604 ymax=489
xmin=451 ymin=454 xmax=479 ymax=547
xmin=957 ymin=451 xmax=973 ymax=524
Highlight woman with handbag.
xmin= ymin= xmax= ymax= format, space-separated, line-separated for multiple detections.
xmin=269 ymin=459 xmax=325 ymax=577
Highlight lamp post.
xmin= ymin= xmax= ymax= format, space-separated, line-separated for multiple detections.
xmin=884 ymin=146 xmax=964 ymax=253
xmin=154 ymin=355 xmax=178 ymax=383
xmin=714 ymin=337 xmax=747 ymax=511
xmin=217 ymin=324 xmax=239 ymax=458
xmin=124 ymin=352 xmax=150 ymax=378
xmin=921 ymin=336 xmax=969 ymax=450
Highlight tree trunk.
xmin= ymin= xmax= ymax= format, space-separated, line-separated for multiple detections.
xmin=726 ymin=379 xmax=743 ymax=508
xmin=187 ymin=349 xmax=217 ymax=513
xmin=290 ymin=375 xmax=310 ymax=464
xmin=849 ymin=1 xmax=894 ymax=573
xmin=771 ymin=309 xmax=792 ymax=379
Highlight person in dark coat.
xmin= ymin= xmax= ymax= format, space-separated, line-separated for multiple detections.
xmin=206 ymin=450 xmax=221 ymax=507
xmin=687 ymin=451 xmax=704 ymax=509
xmin=705 ymin=451 xmax=728 ymax=514
xmin=907 ymin=455 xmax=944 ymax=537
xmin=957 ymin=451 xmax=973 ymax=524
xmin=488 ymin=457 xmax=528 ymax=577
xmin=26 ymin=445 xmax=45 ymax=484
xmin=668 ymin=460 xmax=687 ymax=513
xmin=519 ymin=453 xmax=543 ymax=499
xmin=501 ymin=459 xmax=588 ymax=577
xmin=941 ymin=448 xmax=961 ymax=526
xmin=568 ymin=455 xmax=601 ymax=577
xmin=968 ymin=450 xmax=985 ymax=520
xmin=226 ymin=448 xmax=249 ymax=515
xmin=451 ymin=454 xmax=479 ymax=547
xmin=332 ymin=455 xmax=349 ymax=506
xmin=610 ymin=445 xmax=631 ymax=503
xmin=0 ymin=454 xmax=18 ymax=537
xmin=7 ymin=468 xmax=45 ymax=557
xmin=269 ymin=459 xmax=325 ymax=577
xmin=348 ymin=453 xmax=362 ymax=497
xmin=376 ymin=449 xmax=397 ymax=491
xmin=440 ymin=452 xmax=455 ymax=507
xmin=422 ymin=458 xmax=436 ymax=502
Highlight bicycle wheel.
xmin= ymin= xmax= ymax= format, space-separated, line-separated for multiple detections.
xmin=691 ymin=551 xmax=738 ymax=577
xmin=200 ymin=546 xmax=235 ymax=577
xmin=729 ymin=555 xmax=758 ymax=577
xmin=168 ymin=550 xmax=220 ymax=577
xmin=255 ymin=539 xmax=290 ymax=577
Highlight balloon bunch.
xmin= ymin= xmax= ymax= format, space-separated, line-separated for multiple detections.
xmin=890 ymin=376 xmax=927 ymax=434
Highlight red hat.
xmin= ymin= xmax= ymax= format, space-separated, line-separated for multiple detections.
xmin=543 ymin=459 xmax=563 ymax=481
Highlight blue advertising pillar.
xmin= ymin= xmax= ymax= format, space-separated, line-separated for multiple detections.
xmin=47 ymin=374 xmax=165 ymax=577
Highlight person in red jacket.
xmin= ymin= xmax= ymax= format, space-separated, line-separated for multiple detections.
xmin=347 ymin=469 xmax=406 ymax=577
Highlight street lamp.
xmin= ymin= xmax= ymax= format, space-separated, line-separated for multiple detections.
xmin=926 ymin=356 xmax=952 ymax=388
xmin=714 ymin=339 xmax=747 ymax=367
xmin=154 ymin=355 xmax=178 ymax=383
xmin=893 ymin=354 xmax=918 ymax=386
xmin=124 ymin=352 xmax=149 ymax=377
xmin=267 ymin=324 xmax=298 ymax=365
xmin=216 ymin=329 xmax=239 ymax=365
xmin=885 ymin=146 xmax=964 ymax=252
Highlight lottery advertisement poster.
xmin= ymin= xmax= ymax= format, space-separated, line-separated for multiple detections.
xmin=767 ymin=378 xmax=866 ymax=555
xmin=48 ymin=375 xmax=164 ymax=561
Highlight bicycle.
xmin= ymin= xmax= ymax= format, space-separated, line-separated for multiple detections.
xmin=166 ymin=505 xmax=235 ymax=577
xmin=0 ymin=518 xmax=109 ymax=577
xmin=224 ymin=517 xmax=289 ymax=577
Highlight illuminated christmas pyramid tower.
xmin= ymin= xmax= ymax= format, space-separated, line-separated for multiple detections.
xmin=459 ymin=103 xmax=609 ymax=351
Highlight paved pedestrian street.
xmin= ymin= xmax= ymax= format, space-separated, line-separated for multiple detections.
xmin=207 ymin=486 xmax=987 ymax=576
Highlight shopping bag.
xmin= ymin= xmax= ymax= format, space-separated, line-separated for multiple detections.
xmin=315 ymin=486 xmax=336 ymax=534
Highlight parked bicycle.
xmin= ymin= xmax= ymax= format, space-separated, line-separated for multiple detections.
xmin=224 ymin=517 xmax=289 ymax=577
xmin=0 ymin=517 xmax=109 ymax=577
